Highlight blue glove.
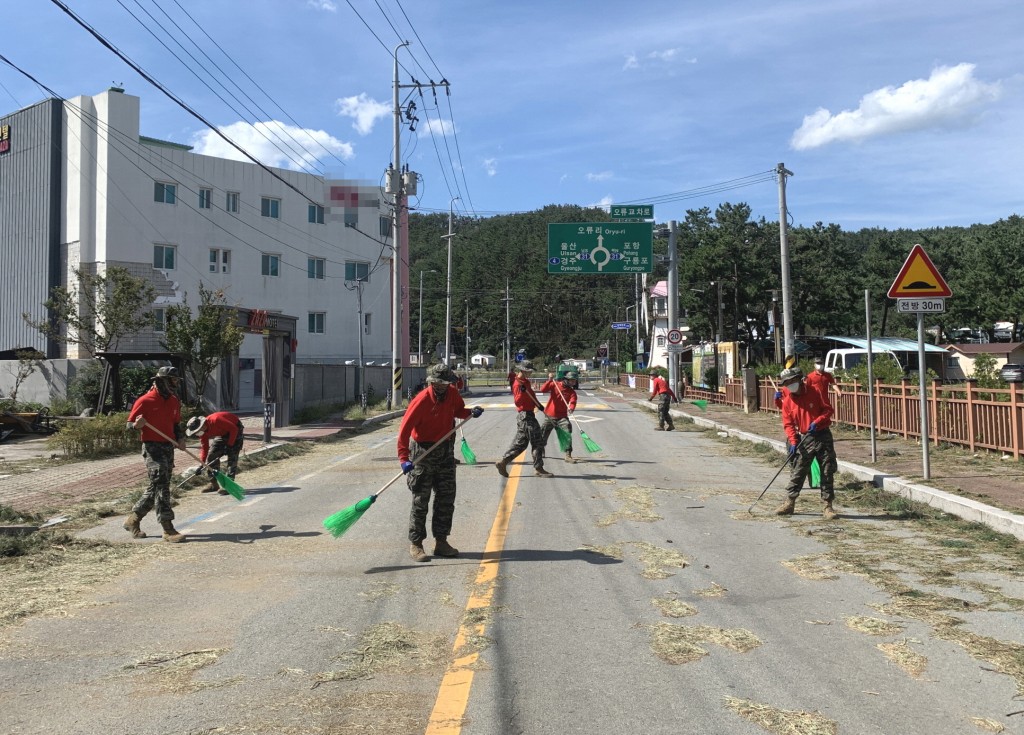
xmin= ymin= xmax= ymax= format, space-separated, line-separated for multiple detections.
xmin=774 ymin=390 xmax=783 ymax=401
xmin=471 ymin=406 xmax=484 ymax=418
xmin=788 ymin=443 xmax=797 ymax=456
xmin=808 ymin=422 xmax=818 ymax=435
xmin=401 ymin=461 xmax=414 ymax=474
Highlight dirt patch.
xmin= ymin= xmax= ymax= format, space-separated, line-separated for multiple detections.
xmin=723 ymin=696 xmax=838 ymax=735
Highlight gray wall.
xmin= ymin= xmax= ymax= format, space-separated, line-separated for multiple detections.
xmin=0 ymin=359 xmax=92 ymax=405
xmin=294 ymin=364 xmax=427 ymax=410
xmin=0 ymin=99 xmax=63 ymax=356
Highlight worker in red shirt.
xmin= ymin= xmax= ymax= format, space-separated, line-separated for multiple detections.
xmin=805 ymin=356 xmax=838 ymax=409
xmin=539 ymin=370 xmax=579 ymax=463
xmin=496 ymin=360 xmax=553 ymax=478
xmin=124 ymin=366 xmax=186 ymax=542
xmin=185 ymin=411 xmax=245 ymax=494
xmin=398 ymin=363 xmax=481 ymax=562
xmin=777 ymin=366 xmax=839 ymax=519
xmin=648 ymin=368 xmax=678 ymax=431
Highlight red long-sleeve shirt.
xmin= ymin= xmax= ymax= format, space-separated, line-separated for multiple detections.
xmin=511 ymin=375 xmax=542 ymax=413
xmin=397 ymin=387 xmax=471 ymax=463
xmin=198 ymin=411 xmax=242 ymax=462
xmin=649 ymin=375 xmax=677 ymax=401
xmin=806 ymin=370 xmax=837 ymax=407
xmin=781 ymin=381 xmax=833 ymax=445
xmin=538 ymin=379 xmax=577 ymax=419
xmin=127 ymin=386 xmax=181 ymax=444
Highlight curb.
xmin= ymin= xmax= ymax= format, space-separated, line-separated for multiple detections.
xmin=601 ymin=387 xmax=1024 ymax=542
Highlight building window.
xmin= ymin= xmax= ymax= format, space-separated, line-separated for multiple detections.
xmin=154 ymin=181 xmax=176 ymax=204
xmin=152 ymin=308 xmax=166 ymax=332
xmin=226 ymin=191 xmax=239 ymax=213
xmin=308 ymin=312 xmax=325 ymax=334
xmin=308 ymin=204 xmax=325 ymax=224
xmin=343 ymin=211 xmax=358 ymax=228
xmin=657 ymin=335 xmax=665 ymax=347
xmin=307 ymin=257 xmax=325 ymax=280
xmin=198 ymin=188 xmax=212 ymax=209
xmin=210 ymin=248 xmax=231 ymax=274
xmin=379 ymin=215 xmax=391 ymax=237
xmin=261 ymin=197 xmax=280 ymax=219
xmin=345 ymin=261 xmax=369 ymax=282
xmin=153 ymin=244 xmax=176 ymax=270
xmin=261 ymin=253 xmax=281 ymax=277
xmin=363 ymin=313 xmax=371 ymax=335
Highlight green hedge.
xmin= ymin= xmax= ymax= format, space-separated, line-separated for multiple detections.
xmin=47 ymin=412 xmax=139 ymax=459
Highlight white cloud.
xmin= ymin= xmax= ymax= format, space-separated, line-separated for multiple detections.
xmin=190 ymin=121 xmax=353 ymax=171
xmin=418 ymin=118 xmax=455 ymax=138
xmin=586 ymin=171 xmax=613 ymax=182
xmin=623 ymin=53 xmax=639 ymax=71
xmin=647 ymin=48 xmax=679 ymax=62
xmin=483 ymin=158 xmax=497 ymax=177
xmin=589 ymin=195 xmax=614 ymax=210
xmin=307 ymin=0 xmax=337 ymax=10
xmin=624 ymin=48 xmax=694 ymax=71
xmin=791 ymin=63 xmax=1001 ymax=150
xmin=336 ymin=93 xmax=391 ymax=135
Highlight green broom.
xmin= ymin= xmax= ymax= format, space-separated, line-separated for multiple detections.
xmin=324 ymin=417 xmax=472 ymax=539
xmin=809 ymin=456 xmax=822 ymax=489
xmin=549 ymin=382 xmax=575 ymax=452
xmin=459 ymin=426 xmax=477 ymax=465
xmin=689 ymin=400 xmax=708 ymax=411
xmin=569 ymin=413 xmax=601 ymax=453
xmin=142 ymin=422 xmax=245 ymax=500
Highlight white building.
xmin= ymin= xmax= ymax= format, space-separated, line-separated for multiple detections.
xmin=470 ymin=353 xmax=496 ymax=368
xmin=1 ymin=88 xmax=398 ymax=416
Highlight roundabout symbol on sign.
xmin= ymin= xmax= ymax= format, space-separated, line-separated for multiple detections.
xmin=667 ymin=329 xmax=683 ymax=345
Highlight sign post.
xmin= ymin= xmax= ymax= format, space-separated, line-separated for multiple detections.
xmin=887 ymin=244 xmax=952 ymax=480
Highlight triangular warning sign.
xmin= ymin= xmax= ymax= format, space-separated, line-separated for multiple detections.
xmin=887 ymin=244 xmax=952 ymax=298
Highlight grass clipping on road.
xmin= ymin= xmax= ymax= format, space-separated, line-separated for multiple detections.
xmin=313 ymin=622 xmax=448 ymax=684
xmin=648 ymin=621 xmax=761 ymax=664
xmin=724 ymin=696 xmax=838 ymax=735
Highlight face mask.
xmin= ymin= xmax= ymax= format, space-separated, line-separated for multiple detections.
xmin=787 ymin=382 xmax=803 ymax=395
xmin=431 ymin=384 xmax=449 ymax=399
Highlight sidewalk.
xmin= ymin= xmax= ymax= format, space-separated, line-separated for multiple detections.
xmin=601 ymin=384 xmax=1024 ymax=542
xmin=0 ymin=411 xmax=403 ymax=517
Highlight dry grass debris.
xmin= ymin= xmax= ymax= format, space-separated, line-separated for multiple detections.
xmin=596 ymin=485 xmax=662 ymax=527
xmin=313 ymin=622 xmax=448 ymax=684
xmin=359 ymin=581 xmax=400 ymax=601
xmin=877 ymin=640 xmax=928 ymax=678
xmin=970 ymin=717 xmax=1006 ymax=732
xmin=781 ymin=555 xmax=839 ymax=581
xmin=844 ymin=616 xmax=904 ymax=636
xmin=648 ymin=622 xmax=761 ymax=665
xmin=631 ymin=541 xmax=688 ymax=579
xmin=122 ymin=647 xmax=234 ymax=693
xmin=693 ymin=582 xmax=727 ymax=598
xmin=724 ymin=696 xmax=838 ymax=735
xmin=653 ymin=595 xmax=697 ymax=618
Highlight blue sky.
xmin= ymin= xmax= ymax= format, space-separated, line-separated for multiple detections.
xmin=3 ymin=0 xmax=1022 ymax=230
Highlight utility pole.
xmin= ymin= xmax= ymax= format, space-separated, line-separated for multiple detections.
xmin=464 ymin=299 xmax=470 ymax=372
xmin=442 ymin=196 xmax=459 ymax=367
xmin=502 ymin=279 xmax=512 ymax=373
xmin=777 ymin=162 xmax=795 ymax=358
xmin=390 ymin=41 xmax=410 ymax=407
xmin=667 ymin=220 xmax=679 ymax=396
xmin=417 ymin=269 xmax=436 ymax=363
xmin=715 ymin=279 xmax=724 ymax=389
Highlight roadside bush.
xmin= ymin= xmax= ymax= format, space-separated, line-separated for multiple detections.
xmin=48 ymin=396 xmax=78 ymax=416
xmin=295 ymin=402 xmax=348 ymax=423
xmin=47 ymin=412 xmax=138 ymax=459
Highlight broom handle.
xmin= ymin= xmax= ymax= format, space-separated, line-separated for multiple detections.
xmin=136 ymin=420 xmax=218 ymax=474
xmin=552 ymin=381 xmax=578 ymax=428
xmin=378 ymin=415 xmax=473 ymax=499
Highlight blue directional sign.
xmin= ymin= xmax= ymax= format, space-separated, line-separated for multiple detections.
xmin=611 ymin=322 xmax=632 ymax=330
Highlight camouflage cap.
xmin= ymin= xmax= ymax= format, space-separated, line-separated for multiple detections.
xmin=779 ymin=366 xmax=804 ymax=384
xmin=155 ymin=366 xmax=180 ymax=380
xmin=427 ymin=363 xmax=457 ymax=384
xmin=517 ymin=360 xmax=535 ymax=372
xmin=565 ymin=371 xmax=578 ymax=380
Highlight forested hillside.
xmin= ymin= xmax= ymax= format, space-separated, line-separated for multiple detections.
xmin=408 ymin=205 xmax=1024 ymax=366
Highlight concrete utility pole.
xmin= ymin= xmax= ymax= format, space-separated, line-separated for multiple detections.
xmin=417 ymin=269 xmax=436 ymax=363
xmin=390 ymin=41 xmax=410 ymax=405
xmin=503 ymin=279 xmax=512 ymax=373
xmin=667 ymin=220 xmax=679 ymax=395
xmin=776 ymin=162 xmax=795 ymax=358
xmin=442 ymin=196 xmax=459 ymax=367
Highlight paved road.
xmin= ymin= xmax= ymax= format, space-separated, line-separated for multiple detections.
xmin=0 ymin=388 xmax=1022 ymax=734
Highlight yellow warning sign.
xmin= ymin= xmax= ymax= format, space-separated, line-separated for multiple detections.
xmin=887 ymin=244 xmax=952 ymax=298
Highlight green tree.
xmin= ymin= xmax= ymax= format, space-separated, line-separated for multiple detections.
xmin=970 ymin=352 xmax=1001 ymax=389
xmin=160 ymin=285 xmax=244 ymax=407
xmin=23 ymin=267 xmax=155 ymax=355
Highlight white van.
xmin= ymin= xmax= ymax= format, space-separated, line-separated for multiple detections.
xmin=824 ymin=348 xmax=902 ymax=374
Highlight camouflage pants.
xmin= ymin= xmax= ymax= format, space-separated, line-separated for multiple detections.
xmin=501 ymin=411 xmax=545 ymax=470
xmin=785 ymin=428 xmax=838 ymax=501
xmin=133 ymin=441 xmax=176 ymax=522
xmin=206 ymin=425 xmax=244 ymax=480
xmin=657 ymin=394 xmax=674 ymax=429
xmin=540 ymin=416 xmax=573 ymax=455
xmin=406 ymin=439 xmax=457 ymax=543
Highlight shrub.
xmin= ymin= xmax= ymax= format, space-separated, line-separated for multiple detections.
xmin=47 ymin=412 xmax=139 ymax=459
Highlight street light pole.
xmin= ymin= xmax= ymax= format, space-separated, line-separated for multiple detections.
xmin=777 ymin=162 xmax=795 ymax=358
xmin=417 ymin=269 xmax=437 ymax=364
xmin=465 ymin=299 xmax=470 ymax=372
xmin=442 ymin=196 xmax=460 ymax=367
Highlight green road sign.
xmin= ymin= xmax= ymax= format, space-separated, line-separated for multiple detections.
xmin=547 ymin=222 xmax=653 ymax=274
xmin=610 ymin=204 xmax=653 ymax=220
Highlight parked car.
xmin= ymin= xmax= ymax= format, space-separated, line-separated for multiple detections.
xmin=993 ymin=322 xmax=1022 ymax=342
xmin=950 ymin=327 xmax=990 ymax=344
xmin=1000 ymin=363 xmax=1024 ymax=383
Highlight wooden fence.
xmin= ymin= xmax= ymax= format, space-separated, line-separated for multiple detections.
xmin=619 ymin=374 xmax=1024 ymax=459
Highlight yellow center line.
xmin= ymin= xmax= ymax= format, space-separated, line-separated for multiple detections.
xmin=424 ymin=457 xmax=523 ymax=734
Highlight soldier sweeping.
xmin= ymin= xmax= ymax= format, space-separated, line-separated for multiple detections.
xmin=123 ymin=366 xmax=186 ymax=542
xmin=496 ymin=360 xmax=553 ymax=478
xmin=648 ymin=368 xmax=677 ymax=431
xmin=776 ymin=366 xmax=839 ymax=519
xmin=539 ymin=369 xmax=579 ymax=463
xmin=398 ymin=363 xmax=482 ymax=562
xmin=186 ymin=411 xmax=245 ymax=494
